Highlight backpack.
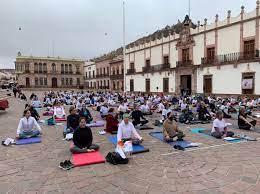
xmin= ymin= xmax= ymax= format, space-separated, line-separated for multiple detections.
xmin=105 ymin=152 xmax=129 ymax=165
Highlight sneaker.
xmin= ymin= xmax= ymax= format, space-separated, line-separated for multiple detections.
xmin=65 ymin=160 xmax=74 ymax=169
xmin=98 ymin=130 xmax=106 ymax=135
xmin=59 ymin=162 xmax=68 ymax=170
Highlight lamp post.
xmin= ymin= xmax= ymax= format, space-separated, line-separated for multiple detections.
xmin=123 ymin=0 xmax=126 ymax=93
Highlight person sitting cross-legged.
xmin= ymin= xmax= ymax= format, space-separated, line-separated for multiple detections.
xmin=117 ymin=114 xmax=143 ymax=145
xmin=211 ymin=111 xmax=234 ymax=139
xmin=238 ymin=106 xmax=257 ymax=130
xmin=163 ymin=112 xmax=185 ymax=142
xmin=16 ymin=109 xmax=42 ymax=139
xmin=131 ymin=105 xmax=148 ymax=127
xmin=105 ymin=108 xmax=119 ymax=134
xmin=70 ymin=117 xmax=99 ymax=153
xmin=65 ymin=106 xmax=80 ymax=136
xmin=79 ymin=104 xmax=93 ymax=124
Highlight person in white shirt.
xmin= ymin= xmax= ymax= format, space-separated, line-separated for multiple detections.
xmin=139 ymin=101 xmax=152 ymax=115
xmin=157 ymin=101 xmax=165 ymax=113
xmin=53 ymin=102 xmax=66 ymax=119
xmin=118 ymin=101 xmax=129 ymax=119
xmin=76 ymin=99 xmax=83 ymax=112
xmin=162 ymin=103 xmax=172 ymax=121
xmin=211 ymin=111 xmax=234 ymax=139
xmin=100 ymin=104 xmax=109 ymax=118
xmin=117 ymin=114 xmax=143 ymax=145
xmin=16 ymin=109 xmax=42 ymax=139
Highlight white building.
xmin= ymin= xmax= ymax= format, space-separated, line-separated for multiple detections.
xmin=125 ymin=1 xmax=260 ymax=96
xmin=84 ymin=61 xmax=96 ymax=89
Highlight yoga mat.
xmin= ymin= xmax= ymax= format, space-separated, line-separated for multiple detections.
xmin=16 ymin=137 xmax=42 ymax=145
xmin=108 ymin=135 xmax=149 ymax=154
xmin=86 ymin=121 xmax=105 ymax=127
xmin=55 ymin=118 xmax=67 ymax=122
xmin=189 ymin=128 xmax=215 ymax=139
xmin=149 ymin=132 xmax=196 ymax=148
xmin=135 ymin=125 xmax=154 ymax=130
xmin=72 ymin=151 xmax=105 ymax=167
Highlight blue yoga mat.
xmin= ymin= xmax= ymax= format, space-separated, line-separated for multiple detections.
xmin=108 ymin=135 xmax=149 ymax=154
xmin=149 ymin=132 xmax=197 ymax=148
xmin=16 ymin=137 xmax=42 ymax=145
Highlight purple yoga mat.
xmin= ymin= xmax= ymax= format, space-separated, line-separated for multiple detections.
xmin=16 ymin=137 xmax=42 ymax=145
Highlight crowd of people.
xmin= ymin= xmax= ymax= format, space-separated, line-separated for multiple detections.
xmin=15 ymin=90 xmax=260 ymax=157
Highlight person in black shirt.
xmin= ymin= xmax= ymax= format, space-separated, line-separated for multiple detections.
xmin=197 ymin=101 xmax=211 ymax=121
xmin=131 ymin=105 xmax=148 ymax=127
xmin=65 ymin=106 xmax=80 ymax=135
xmin=79 ymin=104 xmax=93 ymax=124
xmin=238 ymin=106 xmax=257 ymax=130
xmin=70 ymin=117 xmax=99 ymax=153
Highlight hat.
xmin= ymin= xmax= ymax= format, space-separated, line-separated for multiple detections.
xmin=123 ymin=113 xmax=130 ymax=119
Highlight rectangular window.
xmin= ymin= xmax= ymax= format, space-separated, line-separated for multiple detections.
xmin=70 ymin=78 xmax=73 ymax=86
xmin=244 ymin=40 xmax=255 ymax=59
xmin=35 ymin=78 xmax=38 ymax=86
xmin=39 ymin=77 xmax=43 ymax=85
xmin=145 ymin=79 xmax=150 ymax=92
xmin=44 ymin=78 xmax=47 ymax=85
xmin=130 ymin=79 xmax=134 ymax=92
xmin=107 ymin=67 xmax=109 ymax=75
xmin=182 ymin=48 xmax=190 ymax=62
xmin=145 ymin=59 xmax=150 ymax=67
xmin=93 ymin=70 xmax=95 ymax=77
xmin=163 ymin=56 xmax=169 ymax=65
xmin=61 ymin=78 xmax=64 ymax=85
xmin=207 ymin=47 xmax=215 ymax=60
xmin=77 ymin=78 xmax=80 ymax=85
xmin=66 ymin=78 xmax=69 ymax=85
xmin=89 ymin=72 xmax=91 ymax=78
xmin=163 ymin=78 xmax=169 ymax=93
xmin=130 ymin=62 xmax=135 ymax=70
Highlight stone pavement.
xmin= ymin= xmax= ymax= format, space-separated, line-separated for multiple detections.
xmin=1 ymin=92 xmax=260 ymax=193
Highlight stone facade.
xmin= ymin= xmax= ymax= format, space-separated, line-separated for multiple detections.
xmin=15 ymin=55 xmax=84 ymax=88
xmin=125 ymin=1 xmax=260 ymax=96
xmin=84 ymin=61 xmax=96 ymax=89
xmin=109 ymin=56 xmax=124 ymax=91
xmin=95 ymin=57 xmax=111 ymax=90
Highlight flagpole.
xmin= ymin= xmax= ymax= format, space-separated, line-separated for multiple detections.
xmin=123 ymin=0 xmax=126 ymax=93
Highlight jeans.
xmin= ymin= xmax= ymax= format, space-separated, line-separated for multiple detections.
xmin=19 ymin=130 xmax=40 ymax=139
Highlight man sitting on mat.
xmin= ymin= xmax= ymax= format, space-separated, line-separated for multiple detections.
xmin=70 ymin=117 xmax=99 ymax=153
xmin=238 ymin=106 xmax=257 ymax=130
xmin=211 ymin=111 xmax=234 ymax=139
xmin=117 ymin=114 xmax=143 ymax=145
xmin=79 ymin=104 xmax=93 ymax=124
xmin=105 ymin=108 xmax=119 ymax=134
xmin=131 ymin=105 xmax=148 ymax=127
xmin=16 ymin=109 xmax=42 ymax=139
xmin=65 ymin=106 xmax=80 ymax=135
xmin=53 ymin=101 xmax=66 ymax=119
xmin=163 ymin=112 xmax=185 ymax=142
xmin=139 ymin=100 xmax=153 ymax=115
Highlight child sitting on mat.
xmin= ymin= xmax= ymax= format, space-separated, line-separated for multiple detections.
xmin=117 ymin=113 xmax=143 ymax=145
xmin=53 ymin=101 xmax=65 ymax=119
xmin=16 ymin=109 xmax=42 ymax=139
xmin=65 ymin=106 xmax=80 ymax=135
xmin=163 ymin=112 xmax=185 ymax=142
xmin=211 ymin=111 xmax=234 ymax=139
xmin=70 ymin=117 xmax=99 ymax=153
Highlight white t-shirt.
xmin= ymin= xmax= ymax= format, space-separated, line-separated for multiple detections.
xmin=212 ymin=118 xmax=226 ymax=133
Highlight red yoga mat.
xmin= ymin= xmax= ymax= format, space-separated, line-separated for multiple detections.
xmin=55 ymin=118 xmax=67 ymax=122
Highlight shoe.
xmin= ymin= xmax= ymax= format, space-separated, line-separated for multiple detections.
xmin=65 ymin=160 xmax=74 ymax=169
xmin=174 ymin=145 xmax=185 ymax=151
xmin=59 ymin=162 xmax=67 ymax=170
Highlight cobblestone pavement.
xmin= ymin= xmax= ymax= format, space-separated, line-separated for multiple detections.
xmin=1 ymin=91 xmax=260 ymax=193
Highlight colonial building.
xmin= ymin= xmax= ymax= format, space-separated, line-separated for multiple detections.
xmin=84 ymin=61 xmax=96 ymax=89
xmin=125 ymin=1 xmax=260 ymax=96
xmin=110 ymin=56 xmax=124 ymax=91
xmin=95 ymin=57 xmax=111 ymax=90
xmin=15 ymin=54 xmax=84 ymax=88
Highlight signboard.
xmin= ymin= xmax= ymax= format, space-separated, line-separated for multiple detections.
xmin=242 ymin=79 xmax=253 ymax=89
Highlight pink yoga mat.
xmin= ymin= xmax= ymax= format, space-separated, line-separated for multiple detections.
xmin=72 ymin=151 xmax=105 ymax=167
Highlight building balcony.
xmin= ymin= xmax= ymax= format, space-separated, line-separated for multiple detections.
xmin=127 ymin=68 xmax=136 ymax=74
xmin=96 ymin=74 xmax=109 ymax=78
xmin=110 ymin=74 xmax=124 ymax=80
xmin=176 ymin=60 xmax=193 ymax=67
xmin=142 ymin=63 xmax=170 ymax=73
xmin=201 ymin=50 xmax=259 ymax=65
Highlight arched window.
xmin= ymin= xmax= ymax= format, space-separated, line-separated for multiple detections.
xmin=34 ymin=63 xmax=38 ymax=73
xmin=61 ymin=64 xmax=64 ymax=74
xmin=117 ymin=81 xmax=120 ymax=90
xmin=65 ymin=64 xmax=68 ymax=74
xmin=25 ymin=64 xmax=30 ymax=73
xmin=39 ymin=63 xmax=43 ymax=73
xmin=116 ymin=68 xmax=119 ymax=75
xmin=43 ymin=63 xmax=47 ymax=73
xmin=52 ymin=63 xmax=56 ymax=73
xmin=69 ymin=64 xmax=72 ymax=74
xmin=76 ymin=65 xmax=80 ymax=74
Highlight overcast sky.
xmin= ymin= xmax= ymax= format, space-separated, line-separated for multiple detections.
xmin=0 ymin=0 xmax=256 ymax=68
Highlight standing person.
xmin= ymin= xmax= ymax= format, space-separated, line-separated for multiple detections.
xmin=163 ymin=112 xmax=185 ymax=142
xmin=70 ymin=117 xmax=99 ymax=153
xmin=16 ymin=109 xmax=42 ymax=139
xmin=211 ymin=111 xmax=234 ymax=139
xmin=13 ymin=86 xmax=17 ymax=98
xmin=238 ymin=106 xmax=257 ymax=130
xmin=117 ymin=114 xmax=143 ymax=145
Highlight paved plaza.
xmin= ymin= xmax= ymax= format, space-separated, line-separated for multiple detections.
xmin=1 ymin=91 xmax=260 ymax=194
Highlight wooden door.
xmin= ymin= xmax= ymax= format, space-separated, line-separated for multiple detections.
xmin=203 ymin=75 xmax=212 ymax=94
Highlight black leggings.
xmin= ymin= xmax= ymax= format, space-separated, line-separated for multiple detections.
xmin=133 ymin=120 xmax=148 ymax=127
xmin=239 ymin=120 xmax=257 ymax=130
xmin=211 ymin=131 xmax=234 ymax=139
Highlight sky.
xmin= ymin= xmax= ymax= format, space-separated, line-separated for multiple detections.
xmin=0 ymin=0 xmax=256 ymax=69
